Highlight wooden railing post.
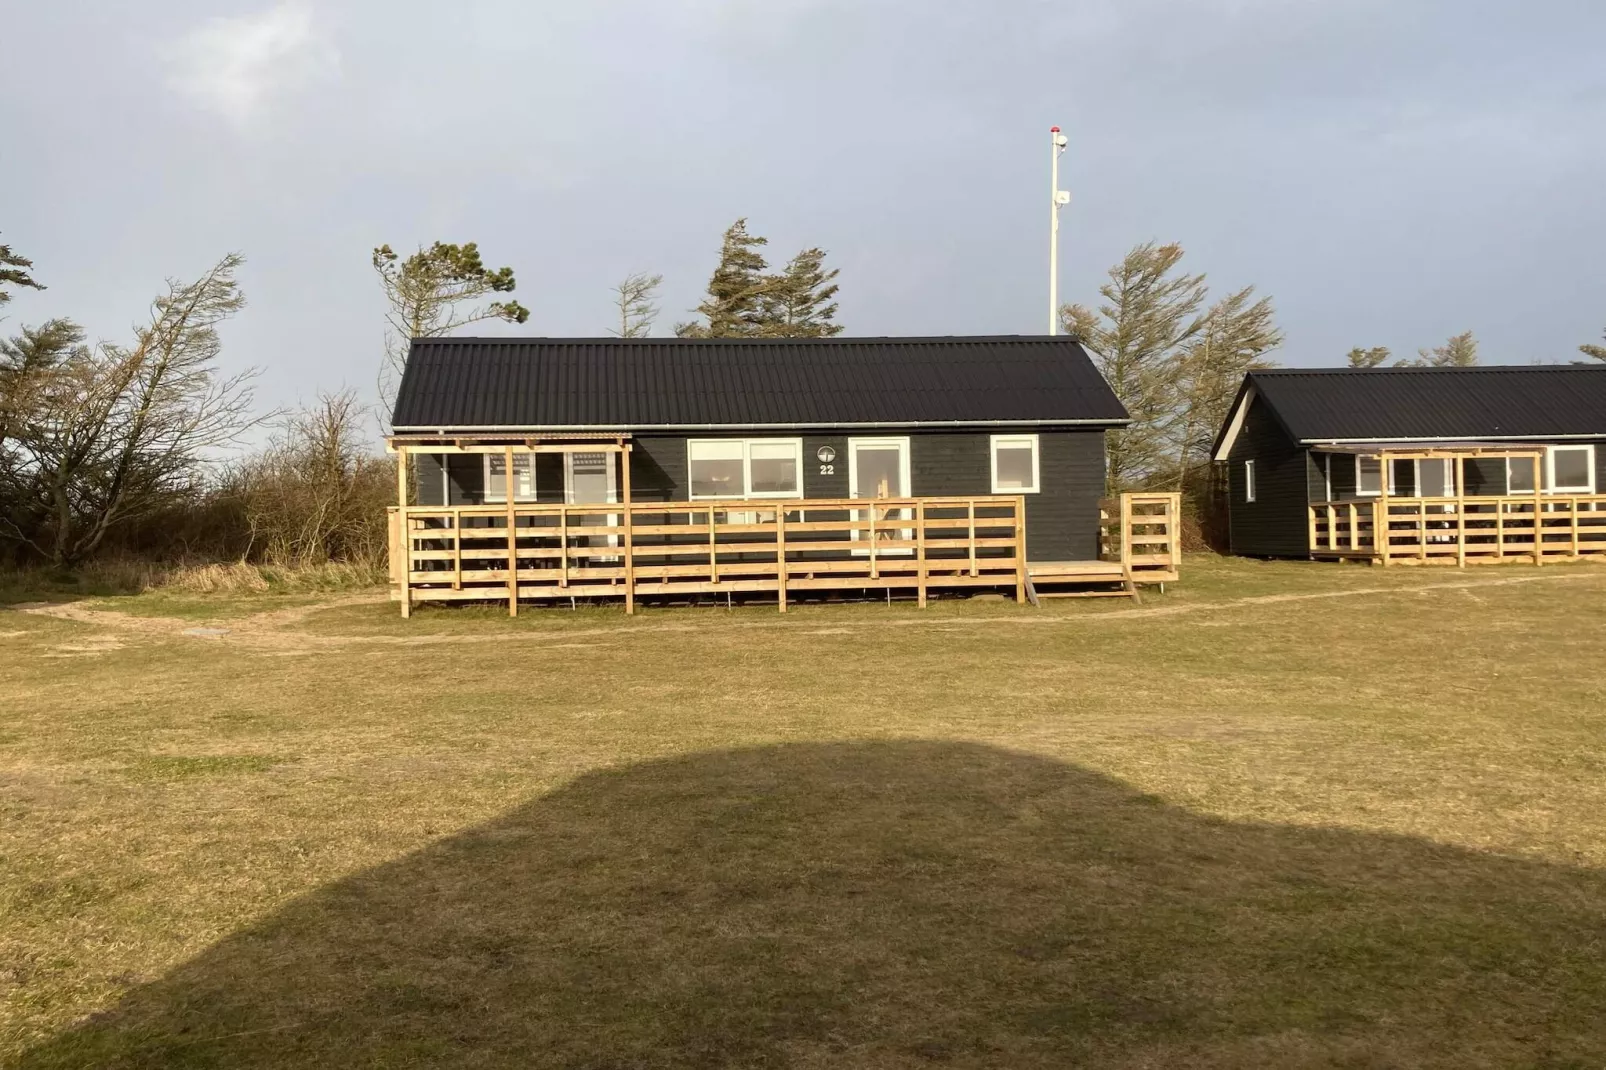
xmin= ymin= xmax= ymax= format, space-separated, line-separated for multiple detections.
xmin=1016 ymin=495 xmax=1029 ymax=603
xmin=1455 ymin=456 xmax=1466 ymax=569
xmin=452 ymin=507 xmax=463 ymax=590
xmin=776 ymin=508 xmax=788 ymax=613
xmin=967 ymin=499 xmax=977 ymax=577
xmin=1534 ymin=465 xmax=1544 ymax=566
xmin=708 ymin=506 xmax=718 ymax=584
xmin=395 ymin=447 xmax=411 ymax=618
xmin=1570 ymin=496 xmax=1581 ymax=558
xmin=916 ymin=500 xmax=928 ymax=608
xmin=1118 ymin=494 xmax=1132 ymax=571
xmin=622 ymin=443 xmax=635 ymax=616
xmin=868 ymin=505 xmax=878 ymax=580
xmin=504 ymin=446 xmax=518 ymax=616
xmin=559 ymin=504 xmax=569 ymax=589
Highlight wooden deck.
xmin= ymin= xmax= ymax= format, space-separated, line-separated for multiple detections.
xmin=387 ymin=491 xmax=1182 ymax=616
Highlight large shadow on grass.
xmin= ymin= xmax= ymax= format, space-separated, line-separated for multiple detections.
xmin=24 ymin=742 xmax=1606 ymax=1068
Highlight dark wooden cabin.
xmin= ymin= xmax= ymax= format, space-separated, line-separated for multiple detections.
xmin=386 ymin=336 xmax=1182 ymax=614
xmin=1211 ymin=366 xmax=1606 ymax=565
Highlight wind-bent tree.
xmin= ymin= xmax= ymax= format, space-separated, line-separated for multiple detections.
xmin=0 ymin=255 xmax=260 ymax=566
xmin=0 ymin=236 xmax=43 ymax=307
xmin=373 ymin=242 xmax=529 ymax=402
xmin=676 ymin=219 xmax=772 ymax=338
xmin=1579 ymin=329 xmax=1606 ymax=363
xmin=676 ymin=220 xmax=845 ymax=339
xmin=610 ymin=272 xmax=662 ymax=338
xmin=1171 ymin=287 xmax=1282 ymax=494
xmin=763 ymin=247 xmax=842 ymax=337
xmin=1414 ymin=331 xmax=1478 ymax=367
xmin=1061 ymin=242 xmax=1207 ymax=491
xmin=1346 ymin=346 xmax=1392 ymax=369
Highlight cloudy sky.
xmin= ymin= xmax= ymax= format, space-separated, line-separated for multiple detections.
xmin=2 ymin=0 xmax=1603 ymax=421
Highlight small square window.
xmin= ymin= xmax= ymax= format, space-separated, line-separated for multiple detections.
xmin=990 ymin=435 xmax=1040 ymax=493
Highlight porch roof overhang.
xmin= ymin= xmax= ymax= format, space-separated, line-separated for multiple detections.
xmin=1307 ymin=441 xmax=1550 ymax=457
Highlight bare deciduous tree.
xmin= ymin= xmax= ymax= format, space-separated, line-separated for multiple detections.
xmin=235 ymin=390 xmax=392 ymax=566
xmin=609 ymin=272 xmax=662 ymax=338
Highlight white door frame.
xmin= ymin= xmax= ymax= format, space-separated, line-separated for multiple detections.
xmin=564 ymin=450 xmax=620 ymax=557
xmin=847 ymin=436 xmax=913 ymax=554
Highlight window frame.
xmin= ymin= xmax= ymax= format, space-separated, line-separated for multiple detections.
xmin=1356 ymin=454 xmax=1382 ymax=497
xmin=989 ymin=433 xmax=1041 ymax=495
xmin=482 ymin=452 xmax=536 ymax=503
xmin=1243 ymin=459 xmax=1256 ymax=503
xmin=1546 ymin=444 xmax=1596 ymax=494
xmin=686 ymin=438 xmax=805 ymax=501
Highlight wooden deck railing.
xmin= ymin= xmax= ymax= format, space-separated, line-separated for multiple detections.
xmin=1309 ymin=495 xmax=1606 ymax=565
xmin=389 ymin=495 xmax=1029 ymax=616
xmin=387 ymin=491 xmax=1183 ymax=615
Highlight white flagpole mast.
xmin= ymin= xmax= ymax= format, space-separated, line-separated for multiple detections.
xmin=1048 ymin=125 xmax=1069 ymax=335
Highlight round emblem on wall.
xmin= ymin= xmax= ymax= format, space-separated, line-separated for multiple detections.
xmin=816 ymin=445 xmax=837 ymax=463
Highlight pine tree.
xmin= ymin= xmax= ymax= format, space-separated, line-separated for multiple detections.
xmin=0 ymin=237 xmax=43 ymax=307
xmin=677 ymin=219 xmax=771 ymax=338
xmin=1060 ymin=242 xmax=1207 ymax=491
xmin=1580 ymin=329 xmax=1606 ymax=363
xmin=1346 ymin=346 xmax=1391 ymax=368
xmin=1172 ymin=288 xmax=1282 ymax=493
xmin=1414 ymin=330 xmax=1478 ymax=367
xmin=762 ymin=247 xmax=842 ymax=337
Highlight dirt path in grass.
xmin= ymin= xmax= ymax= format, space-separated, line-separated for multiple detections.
xmin=8 ymin=570 xmax=1602 ymax=655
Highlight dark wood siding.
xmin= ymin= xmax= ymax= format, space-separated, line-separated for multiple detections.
xmin=1226 ymin=397 xmax=1311 ymax=557
xmin=626 ymin=429 xmax=1108 ymax=560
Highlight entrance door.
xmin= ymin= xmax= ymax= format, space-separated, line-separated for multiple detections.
xmin=565 ymin=451 xmax=619 ymax=560
xmin=848 ymin=437 xmax=912 ymax=553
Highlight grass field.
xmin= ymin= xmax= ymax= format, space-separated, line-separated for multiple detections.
xmin=3 ymin=556 xmax=1605 ymax=1068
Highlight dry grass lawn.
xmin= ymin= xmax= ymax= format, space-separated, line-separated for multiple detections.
xmin=2 ymin=556 xmax=1605 ymax=1068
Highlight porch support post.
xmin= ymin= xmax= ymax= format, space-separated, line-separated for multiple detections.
xmin=622 ymin=442 xmax=635 ymax=616
xmin=916 ymin=500 xmax=928 ymax=608
xmin=1533 ymin=451 xmax=1544 ymax=566
xmin=1454 ymin=455 xmax=1466 ymax=569
xmin=505 ymin=445 xmax=519 ymax=616
xmin=395 ymin=444 xmax=411 ymax=618
xmin=1378 ymin=451 xmax=1391 ymax=567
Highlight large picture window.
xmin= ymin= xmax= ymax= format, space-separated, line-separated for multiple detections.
xmin=989 ymin=434 xmax=1040 ymax=494
xmin=687 ymin=439 xmax=803 ymax=500
xmin=483 ymin=453 xmax=535 ymax=502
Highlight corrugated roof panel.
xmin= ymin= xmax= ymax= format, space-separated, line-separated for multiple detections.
xmin=390 ymin=336 xmax=1130 ymax=429
xmin=1248 ymin=367 xmax=1606 ymax=441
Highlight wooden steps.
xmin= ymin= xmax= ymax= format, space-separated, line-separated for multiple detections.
xmin=1026 ymin=560 xmax=1140 ymax=601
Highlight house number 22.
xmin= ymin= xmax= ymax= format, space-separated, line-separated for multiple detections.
xmin=816 ymin=445 xmax=837 ymax=476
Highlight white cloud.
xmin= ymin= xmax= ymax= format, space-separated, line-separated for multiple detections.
xmin=163 ymin=2 xmax=338 ymax=126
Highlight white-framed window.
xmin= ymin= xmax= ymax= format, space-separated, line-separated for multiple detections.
xmin=989 ymin=434 xmax=1040 ymax=494
xmin=1243 ymin=459 xmax=1256 ymax=502
xmin=1547 ymin=445 xmax=1596 ymax=494
xmin=483 ymin=452 xmax=535 ymax=502
xmin=1356 ymin=454 xmax=1382 ymax=496
xmin=1506 ymin=455 xmax=1540 ymax=494
xmin=687 ymin=438 xmax=803 ymax=500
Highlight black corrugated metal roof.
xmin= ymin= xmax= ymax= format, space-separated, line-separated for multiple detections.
xmin=390 ymin=336 xmax=1129 ymax=430
xmin=1241 ymin=366 xmax=1606 ymax=443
